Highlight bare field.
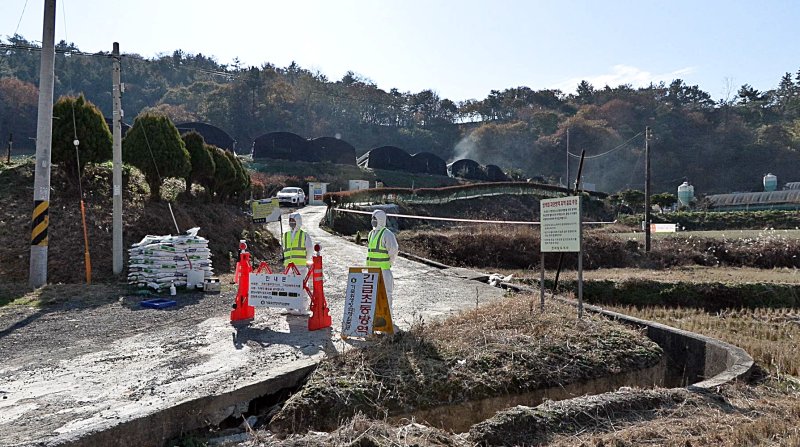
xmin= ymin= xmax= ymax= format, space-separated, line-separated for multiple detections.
xmin=509 ymin=265 xmax=800 ymax=285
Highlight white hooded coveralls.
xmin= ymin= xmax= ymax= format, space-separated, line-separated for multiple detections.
xmin=367 ymin=209 xmax=398 ymax=309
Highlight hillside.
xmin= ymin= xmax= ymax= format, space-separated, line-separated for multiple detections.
xmin=0 ymin=159 xmax=280 ymax=287
xmin=3 ymin=35 xmax=800 ymax=194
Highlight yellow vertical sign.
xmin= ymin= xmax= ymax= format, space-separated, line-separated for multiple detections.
xmin=342 ymin=267 xmax=393 ymax=338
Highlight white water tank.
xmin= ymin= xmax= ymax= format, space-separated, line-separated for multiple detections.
xmin=677 ymin=181 xmax=694 ymax=207
xmin=763 ymin=173 xmax=777 ymax=192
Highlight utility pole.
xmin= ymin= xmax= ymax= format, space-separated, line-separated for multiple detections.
xmin=112 ymin=42 xmax=123 ymax=275
xmin=29 ymin=0 xmax=57 ymax=289
xmin=645 ymin=126 xmax=652 ymax=253
xmin=6 ymin=133 xmax=11 ymax=163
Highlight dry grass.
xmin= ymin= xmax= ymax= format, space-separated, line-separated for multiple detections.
xmin=268 ymin=298 xmax=662 ymax=435
xmin=545 ymin=379 xmax=800 ymax=447
xmin=608 ymin=304 xmax=800 ymax=379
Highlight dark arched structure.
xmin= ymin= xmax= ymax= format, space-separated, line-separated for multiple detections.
xmin=357 ymin=146 xmax=413 ymax=171
xmin=409 ymin=152 xmax=447 ymax=176
xmin=176 ymin=122 xmax=236 ymax=152
xmin=485 ymin=164 xmax=509 ymax=182
xmin=252 ymin=132 xmax=314 ymax=161
xmin=309 ymin=137 xmax=357 ymax=165
xmin=448 ymin=159 xmax=486 ymax=180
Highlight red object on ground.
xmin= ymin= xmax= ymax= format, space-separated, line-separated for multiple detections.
xmin=230 ymin=250 xmax=255 ymax=323
xmin=308 ymin=250 xmax=332 ymax=331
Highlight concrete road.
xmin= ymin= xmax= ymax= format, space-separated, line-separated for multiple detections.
xmin=0 ymin=206 xmax=505 ymax=447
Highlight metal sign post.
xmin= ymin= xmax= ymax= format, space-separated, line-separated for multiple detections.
xmin=540 ymin=196 xmax=583 ymax=318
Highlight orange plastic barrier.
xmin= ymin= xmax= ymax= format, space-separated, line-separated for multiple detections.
xmin=308 ymin=244 xmax=331 ymax=331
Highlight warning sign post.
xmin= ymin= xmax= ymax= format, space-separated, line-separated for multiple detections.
xmin=539 ymin=196 xmax=584 ymax=318
xmin=341 ymin=267 xmax=393 ymax=338
xmin=251 ymin=198 xmax=281 ymax=224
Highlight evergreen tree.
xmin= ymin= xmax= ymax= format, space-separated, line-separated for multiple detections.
xmin=123 ymin=114 xmax=190 ymax=200
xmin=51 ymin=95 xmax=112 ymax=183
xmin=181 ymin=130 xmax=215 ymax=193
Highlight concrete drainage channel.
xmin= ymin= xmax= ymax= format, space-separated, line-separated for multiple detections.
xmin=60 ymin=253 xmax=754 ymax=446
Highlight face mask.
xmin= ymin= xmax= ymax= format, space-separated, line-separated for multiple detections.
xmin=289 ymin=219 xmax=297 ymax=230
xmin=371 ymin=218 xmax=378 ymax=228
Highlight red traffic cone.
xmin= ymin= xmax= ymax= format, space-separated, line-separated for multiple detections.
xmin=308 ymin=244 xmax=331 ymax=331
xmin=231 ymin=244 xmax=254 ymax=323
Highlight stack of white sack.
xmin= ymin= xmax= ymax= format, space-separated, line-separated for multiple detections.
xmin=127 ymin=227 xmax=213 ymax=290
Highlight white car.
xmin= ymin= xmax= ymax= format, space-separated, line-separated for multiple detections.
xmin=276 ymin=187 xmax=306 ymax=207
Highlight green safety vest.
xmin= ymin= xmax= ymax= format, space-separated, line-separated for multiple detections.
xmin=367 ymin=228 xmax=392 ymax=270
xmin=283 ymin=229 xmax=306 ymax=267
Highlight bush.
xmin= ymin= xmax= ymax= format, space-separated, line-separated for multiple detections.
xmin=181 ymin=131 xmax=215 ymax=193
xmin=51 ymin=95 xmax=112 ymax=185
xmin=123 ymin=114 xmax=190 ymax=200
xmin=209 ymin=146 xmax=236 ymax=201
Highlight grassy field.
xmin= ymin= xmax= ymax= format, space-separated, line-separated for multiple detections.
xmin=615 ymin=228 xmax=800 ymax=241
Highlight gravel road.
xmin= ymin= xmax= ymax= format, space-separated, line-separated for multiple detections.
xmin=0 ymin=205 xmax=505 ymax=446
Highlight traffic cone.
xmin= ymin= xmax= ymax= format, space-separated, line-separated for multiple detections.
xmin=231 ymin=247 xmax=254 ymax=323
xmin=308 ymin=246 xmax=331 ymax=331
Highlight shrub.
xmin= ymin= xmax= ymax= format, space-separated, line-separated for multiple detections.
xmin=209 ymin=146 xmax=236 ymax=201
xmin=51 ymin=95 xmax=112 ymax=184
xmin=181 ymin=131 xmax=215 ymax=193
xmin=123 ymin=114 xmax=190 ymax=200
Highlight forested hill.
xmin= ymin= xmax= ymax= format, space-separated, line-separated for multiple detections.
xmin=2 ymin=34 xmax=800 ymax=194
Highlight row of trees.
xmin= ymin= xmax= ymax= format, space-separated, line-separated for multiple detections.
xmin=3 ymin=34 xmax=800 ymax=194
xmin=50 ymin=95 xmax=249 ymax=202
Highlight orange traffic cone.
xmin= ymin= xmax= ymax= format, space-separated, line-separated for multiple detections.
xmin=231 ymin=244 xmax=254 ymax=323
xmin=308 ymin=245 xmax=331 ymax=331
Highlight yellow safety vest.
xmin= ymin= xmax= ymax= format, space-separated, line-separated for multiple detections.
xmin=283 ymin=230 xmax=306 ymax=267
xmin=367 ymin=228 xmax=392 ymax=270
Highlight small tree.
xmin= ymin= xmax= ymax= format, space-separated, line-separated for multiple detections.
xmin=181 ymin=131 xmax=215 ymax=193
xmin=51 ymin=95 xmax=112 ymax=182
xmin=123 ymin=114 xmax=190 ymax=200
xmin=209 ymin=146 xmax=236 ymax=201
xmin=224 ymin=150 xmax=250 ymax=203
xmin=651 ymin=192 xmax=677 ymax=212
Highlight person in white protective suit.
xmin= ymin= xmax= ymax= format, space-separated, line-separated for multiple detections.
xmin=365 ymin=209 xmax=399 ymax=312
xmin=282 ymin=212 xmax=313 ymax=316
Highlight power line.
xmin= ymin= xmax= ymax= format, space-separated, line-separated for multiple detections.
xmin=13 ymin=0 xmax=29 ymax=37
xmin=568 ymin=131 xmax=643 ymax=160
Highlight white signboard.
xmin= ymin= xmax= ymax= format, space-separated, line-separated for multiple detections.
xmin=341 ymin=270 xmax=379 ymax=338
xmin=650 ymin=223 xmax=677 ymax=233
xmin=249 ymin=273 xmax=305 ymax=308
xmin=251 ymin=198 xmax=281 ymax=223
xmin=540 ymin=196 xmax=582 ymax=252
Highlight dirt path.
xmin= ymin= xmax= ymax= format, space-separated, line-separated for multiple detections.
xmin=0 ymin=206 xmax=505 ymax=447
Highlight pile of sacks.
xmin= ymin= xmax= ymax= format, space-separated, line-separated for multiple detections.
xmin=127 ymin=227 xmax=213 ymax=290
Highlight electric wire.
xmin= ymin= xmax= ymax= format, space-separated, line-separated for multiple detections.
xmin=139 ymin=122 xmax=181 ymax=234
xmin=13 ymin=0 xmax=29 ymax=38
xmin=567 ymin=131 xmax=643 ymax=160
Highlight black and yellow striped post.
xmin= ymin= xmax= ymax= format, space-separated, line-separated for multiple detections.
xmin=31 ymin=200 xmax=49 ymax=247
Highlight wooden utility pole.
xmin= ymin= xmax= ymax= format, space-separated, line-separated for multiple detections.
xmin=29 ymin=0 xmax=57 ymax=288
xmin=6 ymin=133 xmax=11 ymax=163
xmin=112 ymin=42 xmax=123 ymax=275
xmin=565 ymin=129 xmax=570 ymax=188
xmin=645 ymin=126 xmax=652 ymax=252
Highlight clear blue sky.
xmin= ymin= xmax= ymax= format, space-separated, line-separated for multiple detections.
xmin=2 ymin=0 xmax=798 ymax=102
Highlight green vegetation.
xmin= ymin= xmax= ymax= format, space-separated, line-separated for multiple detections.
xmin=4 ymin=35 xmax=800 ymax=194
xmin=617 ymin=209 xmax=800 ymax=230
xmin=122 ymin=113 xmax=190 ymax=200
xmin=180 ymin=130 xmax=215 ymax=192
xmin=51 ymin=95 xmax=112 ymax=183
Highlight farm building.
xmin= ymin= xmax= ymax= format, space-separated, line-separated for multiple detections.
xmin=357 ymin=146 xmax=413 ymax=171
xmin=448 ymin=159 xmax=486 ymax=181
xmin=176 ymin=122 xmax=236 ymax=152
xmin=409 ymin=152 xmax=447 ymax=176
xmin=309 ymin=137 xmax=357 ymax=165
xmin=485 ymin=164 xmax=509 ymax=181
xmin=706 ymin=190 xmax=800 ymax=211
xmin=252 ymin=132 xmax=315 ymax=161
